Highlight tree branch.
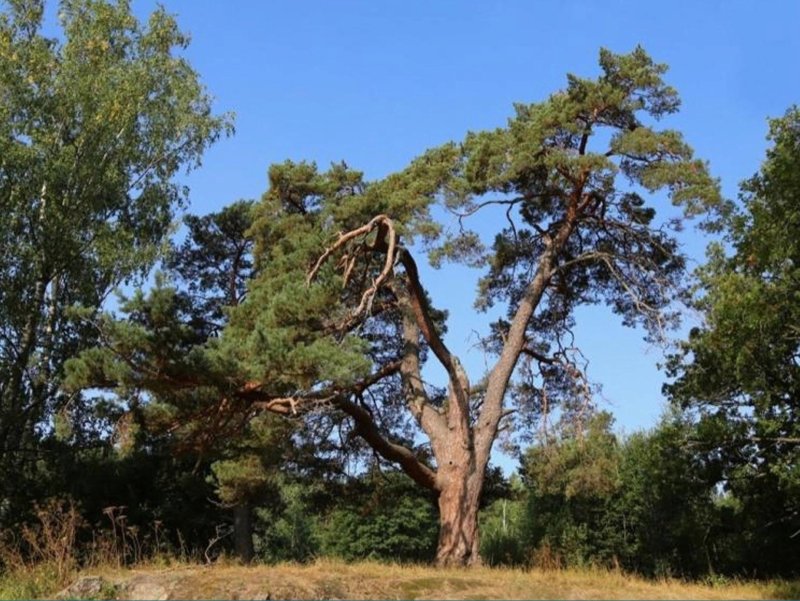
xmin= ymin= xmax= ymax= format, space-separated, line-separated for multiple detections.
xmin=334 ymin=395 xmax=439 ymax=490
xmin=308 ymin=215 xmax=470 ymax=426
xmin=307 ymin=214 xmax=397 ymax=318
xmin=396 ymin=247 xmax=470 ymax=410
xmin=394 ymin=283 xmax=448 ymax=443
xmin=241 ymin=360 xmax=439 ymax=490
xmin=475 ymin=209 xmax=580 ymax=465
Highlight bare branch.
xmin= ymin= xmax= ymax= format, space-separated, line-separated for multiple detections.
xmin=307 ymin=215 xmax=470 ymax=415
xmin=307 ymin=214 xmax=397 ymax=318
xmin=447 ymin=197 xmax=523 ymax=232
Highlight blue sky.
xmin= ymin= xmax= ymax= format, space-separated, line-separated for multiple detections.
xmin=130 ymin=1 xmax=798 ymax=439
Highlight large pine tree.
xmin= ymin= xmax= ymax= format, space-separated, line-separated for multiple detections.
xmin=73 ymin=47 xmax=722 ymax=566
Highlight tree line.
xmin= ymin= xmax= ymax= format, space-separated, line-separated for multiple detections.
xmin=0 ymin=0 xmax=797 ymax=576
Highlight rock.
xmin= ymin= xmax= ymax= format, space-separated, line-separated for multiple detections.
xmin=58 ymin=572 xmax=178 ymax=600
xmin=118 ymin=574 xmax=171 ymax=600
xmin=56 ymin=576 xmax=106 ymax=599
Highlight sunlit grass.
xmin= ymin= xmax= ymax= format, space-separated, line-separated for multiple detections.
xmin=18 ymin=558 xmax=794 ymax=600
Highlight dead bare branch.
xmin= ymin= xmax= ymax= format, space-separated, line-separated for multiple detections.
xmin=307 ymin=214 xmax=397 ymax=318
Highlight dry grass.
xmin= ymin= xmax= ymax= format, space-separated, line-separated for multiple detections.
xmin=67 ymin=559 xmax=799 ymax=600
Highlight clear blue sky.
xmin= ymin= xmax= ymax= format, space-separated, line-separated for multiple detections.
xmin=133 ymin=1 xmax=799 ymax=441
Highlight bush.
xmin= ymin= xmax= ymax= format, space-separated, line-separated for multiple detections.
xmin=479 ymin=499 xmax=526 ymax=566
xmin=315 ymin=471 xmax=438 ymax=563
xmin=255 ymin=483 xmax=319 ymax=563
xmin=319 ymin=495 xmax=438 ymax=562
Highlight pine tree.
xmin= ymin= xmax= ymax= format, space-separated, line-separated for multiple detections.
xmin=73 ymin=48 xmax=722 ymax=566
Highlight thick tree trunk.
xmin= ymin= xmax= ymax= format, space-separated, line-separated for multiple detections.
xmin=298 ymin=215 xmax=579 ymax=568
xmin=431 ymin=218 xmax=576 ymax=567
xmin=432 ymin=387 xmax=488 ymax=568
xmin=435 ymin=467 xmax=484 ymax=566
xmin=232 ymin=504 xmax=254 ymax=563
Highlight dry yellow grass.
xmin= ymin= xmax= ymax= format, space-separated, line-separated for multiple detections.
xmin=70 ymin=559 xmax=800 ymax=600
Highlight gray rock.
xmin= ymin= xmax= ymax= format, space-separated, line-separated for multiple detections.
xmin=119 ymin=575 xmax=170 ymax=600
xmin=56 ymin=576 xmax=106 ymax=599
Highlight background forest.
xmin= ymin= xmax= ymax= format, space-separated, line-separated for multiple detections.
xmin=0 ymin=0 xmax=798 ymax=591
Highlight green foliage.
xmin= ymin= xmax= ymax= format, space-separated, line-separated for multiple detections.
xmin=320 ymin=496 xmax=438 ymax=563
xmin=54 ymin=446 xmax=220 ymax=555
xmin=0 ymin=0 xmax=230 ymax=529
xmin=66 ymin=199 xmax=297 ymax=562
xmin=525 ymin=413 xmax=619 ymax=500
xmin=255 ymin=482 xmax=319 ymax=563
xmin=479 ymin=495 xmax=527 ymax=567
xmin=211 ymin=455 xmax=271 ymax=507
xmin=166 ymin=200 xmax=256 ymax=332
xmin=219 ymin=160 xmax=377 ymax=391
xmin=63 ymin=199 xmax=265 ymax=453
xmin=612 ymin=414 xmax=720 ymax=577
xmin=522 ymin=413 xmax=625 ymax=569
xmin=317 ymin=472 xmax=438 ymax=563
xmin=207 ymin=412 xmax=291 ymax=508
xmin=253 ymin=469 xmax=441 ymax=565
xmin=519 ymin=413 xmax=724 ymax=577
xmin=666 ymin=107 xmax=800 ymax=576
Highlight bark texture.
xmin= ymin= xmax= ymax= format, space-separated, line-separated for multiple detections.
xmin=436 ymin=472 xmax=483 ymax=566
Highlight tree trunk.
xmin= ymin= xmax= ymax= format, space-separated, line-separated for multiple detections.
xmin=232 ymin=504 xmax=254 ymax=563
xmin=435 ymin=467 xmax=483 ymax=566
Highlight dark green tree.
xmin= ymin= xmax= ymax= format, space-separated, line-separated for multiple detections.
xmin=209 ymin=413 xmax=290 ymax=563
xmin=613 ymin=414 xmax=720 ymax=577
xmin=318 ymin=470 xmax=438 ymax=563
xmin=67 ymin=200 xmax=300 ymax=563
xmin=520 ymin=411 xmax=723 ymax=577
xmin=666 ymin=107 xmax=800 ymax=575
xmin=166 ymin=200 xmax=267 ymax=561
xmin=0 ymin=0 xmax=230 ymax=522
xmin=166 ymin=200 xmax=256 ymax=335
xmin=522 ymin=412 xmax=623 ymax=568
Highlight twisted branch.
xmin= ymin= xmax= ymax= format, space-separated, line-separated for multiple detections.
xmin=307 ymin=214 xmax=397 ymax=318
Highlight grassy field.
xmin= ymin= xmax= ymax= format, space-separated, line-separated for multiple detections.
xmin=4 ymin=559 xmax=796 ymax=600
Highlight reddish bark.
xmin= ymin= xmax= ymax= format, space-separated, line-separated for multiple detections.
xmin=436 ymin=470 xmax=483 ymax=566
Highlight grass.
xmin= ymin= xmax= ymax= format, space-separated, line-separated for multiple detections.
xmin=0 ymin=562 xmax=61 ymax=600
xmin=5 ymin=558 xmax=797 ymax=600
